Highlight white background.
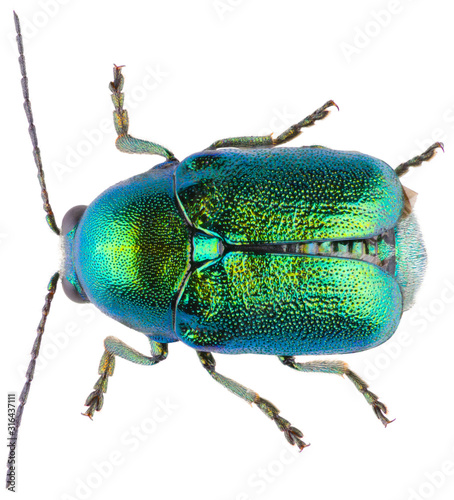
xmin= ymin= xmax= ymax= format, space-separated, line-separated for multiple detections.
xmin=1 ymin=1 xmax=454 ymax=499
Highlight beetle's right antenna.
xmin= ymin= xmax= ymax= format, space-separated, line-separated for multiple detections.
xmin=13 ymin=11 xmax=60 ymax=235
xmin=7 ymin=12 xmax=61 ymax=490
xmin=6 ymin=272 xmax=60 ymax=489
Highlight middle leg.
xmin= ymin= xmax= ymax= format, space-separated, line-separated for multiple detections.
xmin=198 ymin=351 xmax=308 ymax=450
xmin=206 ymin=100 xmax=338 ymax=150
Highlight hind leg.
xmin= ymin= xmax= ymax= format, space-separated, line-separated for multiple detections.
xmin=395 ymin=142 xmax=444 ymax=177
xmin=279 ymin=356 xmax=393 ymax=427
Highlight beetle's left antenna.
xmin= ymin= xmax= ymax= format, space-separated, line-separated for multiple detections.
xmin=7 ymin=12 xmax=61 ymax=490
xmin=6 ymin=273 xmax=59 ymax=489
xmin=13 ymin=11 xmax=60 ymax=235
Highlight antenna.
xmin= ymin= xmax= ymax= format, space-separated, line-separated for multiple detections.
xmin=7 ymin=12 xmax=61 ymax=489
xmin=6 ymin=273 xmax=60 ymax=489
xmin=13 ymin=11 xmax=60 ymax=235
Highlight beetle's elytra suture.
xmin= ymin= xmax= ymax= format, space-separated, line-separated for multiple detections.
xmin=7 ymin=11 xmax=444 ymax=488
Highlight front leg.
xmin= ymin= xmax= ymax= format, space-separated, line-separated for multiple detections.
xmin=110 ymin=65 xmax=177 ymax=161
xmin=83 ymin=336 xmax=168 ymax=418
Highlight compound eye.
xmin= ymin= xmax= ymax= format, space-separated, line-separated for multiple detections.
xmin=61 ymin=277 xmax=89 ymax=303
xmin=62 ymin=205 xmax=87 ymax=235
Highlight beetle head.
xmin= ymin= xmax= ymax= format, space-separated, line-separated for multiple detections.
xmin=60 ymin=205 xmax=90 ymax=303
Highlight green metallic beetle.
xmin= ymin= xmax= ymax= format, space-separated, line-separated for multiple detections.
xmin=7 ymin=12 xmax=444 ymax=489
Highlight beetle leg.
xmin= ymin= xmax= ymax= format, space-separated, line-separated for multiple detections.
xmin=279 ymin=356 xmax=394 ymax=427
xmin=205 ymin=100 xmax=338 ymax=150
xmin=109 ymin=65 xmax=177 ymax=161
xmin=197 ymin=351 xmax=309 ymax=450
xmin=83 ymin=337 xmax=168 ymax=419
xmin=395 ymin=142 xmax=444 ymax=177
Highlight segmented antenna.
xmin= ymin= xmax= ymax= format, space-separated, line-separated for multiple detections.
xmin=13 ymin=11 xmax=60 ymax=235
xmin=6 ymin=272 xmax=60 ymax=488
xmin=7 ymin=12 xmax=61 ymax=489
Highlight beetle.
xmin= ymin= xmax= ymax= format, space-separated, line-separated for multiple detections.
xmin=6 ymin=11 xmax=443 ymax=489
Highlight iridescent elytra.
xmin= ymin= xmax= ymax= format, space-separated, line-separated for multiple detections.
xmin=6 ymin=11 xmax=444 ymax=489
